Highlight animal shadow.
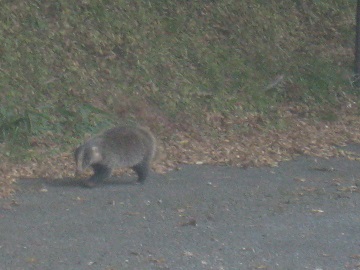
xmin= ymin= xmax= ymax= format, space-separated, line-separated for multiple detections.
xmin=17 ymin=176 xmax=138 ymax=190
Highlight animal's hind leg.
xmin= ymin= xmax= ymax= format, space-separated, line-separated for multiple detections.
xmin=132 ymin=161 xmax=149 ymax=184
xmin=84 ymin=164 xmax=112 ymax=188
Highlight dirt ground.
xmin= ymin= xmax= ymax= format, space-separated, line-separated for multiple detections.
xmin=1 ymin=145 xmax=360 ymax=270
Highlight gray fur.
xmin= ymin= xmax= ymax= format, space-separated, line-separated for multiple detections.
xmin=74 ymin=125 xmax=156 ymax=187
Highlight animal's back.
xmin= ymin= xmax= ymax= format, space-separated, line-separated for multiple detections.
xmin=99 ymin=126 xmax=156 ymax=168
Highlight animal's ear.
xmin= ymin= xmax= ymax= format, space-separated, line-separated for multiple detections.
xmin=91 ymin=146 xmax=102 ymax=163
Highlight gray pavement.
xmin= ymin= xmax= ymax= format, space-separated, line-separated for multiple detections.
xmin=1 ymin=145 xmax=360 ymax=270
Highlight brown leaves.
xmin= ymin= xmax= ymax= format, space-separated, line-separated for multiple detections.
xmin=164 ymin=111 xmax=360 ymax=170
xmin=2 ymin=104 xmax=360 ymax=197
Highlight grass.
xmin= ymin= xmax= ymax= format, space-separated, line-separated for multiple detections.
xmin=0 ymin=0 xmax=357 ymax=161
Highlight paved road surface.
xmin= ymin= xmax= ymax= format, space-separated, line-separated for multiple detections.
xmin=1 ymin=145 xmax=360 ymax=270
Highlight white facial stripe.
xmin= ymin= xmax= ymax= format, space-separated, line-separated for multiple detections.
xmin=91 ymin=146 xmax=102 ymax=163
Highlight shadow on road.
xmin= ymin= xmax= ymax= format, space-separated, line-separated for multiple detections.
xmin=16 ymin=176 xmax=138 ymax=190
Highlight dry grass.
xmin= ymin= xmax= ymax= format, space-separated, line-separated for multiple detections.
xmin=0 ymin=1 xmax=359 ymax=197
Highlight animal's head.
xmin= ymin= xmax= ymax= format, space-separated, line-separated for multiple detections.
xmin=74 ymin=144 xmax=102 ymax=176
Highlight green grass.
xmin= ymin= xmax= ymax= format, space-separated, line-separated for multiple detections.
xmin=0 ymin=0 xmax=357 ymax=159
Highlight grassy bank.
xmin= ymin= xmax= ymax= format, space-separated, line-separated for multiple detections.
xmin=0 ymin=1 xmax=359 ymax=195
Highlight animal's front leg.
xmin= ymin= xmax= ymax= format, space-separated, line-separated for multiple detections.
xmin=84 ymin=164 xmax=112 ymax=188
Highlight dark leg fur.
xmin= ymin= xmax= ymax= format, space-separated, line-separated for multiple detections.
xmin=132 ymin=162 xmax=149 ymax=184
xmin=84 ymin=164 xmax=112 ymax=188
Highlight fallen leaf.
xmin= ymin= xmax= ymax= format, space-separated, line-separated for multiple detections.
xmin=255 ymin=265 xmax=268 ymax=269
xmin=26 ymin=257 xmax=38 ymax=263
xmin=302 ymin=187 xmax=318 ymax=192
xmin=311 ymin=166 xmax=335 ymax=172
xmin=149 ymin=257 xmax=166 ymax=264
xmin=178 ymin=217 xmax=197 ymax=227
xmin=183 ymin=251 xmax=194 ymax=257
xmin=338 ymin=186 xmax=358 ymax=192
xmin=124 ymin=211 xmax=141 ymax=216
xmin=311 ymin=209 xmax=324 ymax=214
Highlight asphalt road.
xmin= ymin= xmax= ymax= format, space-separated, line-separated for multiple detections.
xmin=1 ymin=145 xmax=360 ymax=270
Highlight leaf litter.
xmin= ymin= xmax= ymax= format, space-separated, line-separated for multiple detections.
xmin=1 ymin=103 xmax=360 ymax=198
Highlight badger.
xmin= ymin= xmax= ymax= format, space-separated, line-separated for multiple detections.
xmin=74 ymin=125 xmax=156 ymax=187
